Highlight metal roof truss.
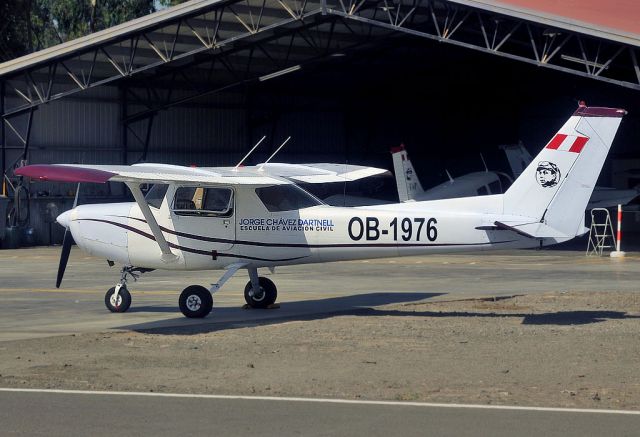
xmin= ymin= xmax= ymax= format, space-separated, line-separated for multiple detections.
xmin=2 ymin=0 xmax=640 ymax=186
xmin=1 ymin=0 xmax=639 ymax=119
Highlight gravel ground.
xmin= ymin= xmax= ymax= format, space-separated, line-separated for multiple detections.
xmin=1 ymin=291 xmax=639 ymax=409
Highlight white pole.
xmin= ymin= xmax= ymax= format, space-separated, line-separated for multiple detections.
xmin=610 ymin=204 xmax=625 ymax=258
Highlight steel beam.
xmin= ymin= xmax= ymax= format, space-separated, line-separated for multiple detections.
xmin=2 ymin=0 xmax=640 ymax=127
xmin=325 ymin=0 xmax=640 ymax=91
xmin=120 ymin=86 xmax=128 ymax=164
xmin=1 ymin=81 xmax=5 ymax=196
xmin=20 ymin=108 xmax=34 ymax=163
xmin=1 ymin=0 xmax=326 ymax=118
xmin=121 ymin=19 xmax=374 ymax=124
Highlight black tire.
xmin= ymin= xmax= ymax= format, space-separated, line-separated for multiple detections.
xmin=244 ymin=277 xmax=277 ymax=309
xmin=105 ymin=286 xmax=132 ymax=313
xmin=179 ymin=285 xmax=213 ymax=318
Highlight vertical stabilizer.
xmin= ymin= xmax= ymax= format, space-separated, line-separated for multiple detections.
xmin=500 ymin=143 xmax=533 ymax=178
xmin=391 ymin=144 xmax=425 ymax=202
xmin=503 ymin=104 xmax=626 ymax=236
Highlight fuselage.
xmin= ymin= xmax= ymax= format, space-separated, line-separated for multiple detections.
xmin=61 ymin=183 xmax=555 ymax=271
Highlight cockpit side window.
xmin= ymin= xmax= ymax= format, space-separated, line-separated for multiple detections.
xmin=255 ymin=184 xmax=323 ymax=212
xmin=145 ymin=184 xmax=169 ymax=209
xmin=173 ymin=186 xmax=233 ymax=216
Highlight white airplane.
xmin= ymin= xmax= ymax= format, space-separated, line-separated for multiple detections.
xmin=323 ymin=146 xmax=511 ymax=206
xmin=501 ymin=142 xmax=640 ymax=209
xmin=391 ymin=145 xmax=513 ymax=202
xmin=15 ymin=104 xmax=625 ymax=318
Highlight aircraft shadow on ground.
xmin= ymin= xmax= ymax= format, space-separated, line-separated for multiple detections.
xmin=118 ymin=293 xmax=639 ymax=336
xmin=118 ymin=292 xmax=444 ymax=335
xmin=364 ymin=309 xmax=639 ymax=326
xmin=128 ymin=306 xmax=181 ymax=313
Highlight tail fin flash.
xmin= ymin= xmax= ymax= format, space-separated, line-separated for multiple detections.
xmin=503 ymin=105 xmax=626 ymax=237
xmin=391 ymin=144 xmax=424 ymax=202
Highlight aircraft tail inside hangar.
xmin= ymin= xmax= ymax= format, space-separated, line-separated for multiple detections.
xmin=1 ymin=0 xmax=640 ymax=246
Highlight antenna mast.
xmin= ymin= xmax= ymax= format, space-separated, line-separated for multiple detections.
xmin=234 ymin=135 xmax=266 ymax=170
xmin=258 ymin=136 xmax=292 ymax=170
xmin=480 ymin=153 xmax=488 ymax=172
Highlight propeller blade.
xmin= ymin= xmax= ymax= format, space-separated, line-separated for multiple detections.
xmin=56 ymin=183 xmax=80 ymax=288
xmin=72 ymin=183 xmax=80 ymax=208
xmin=56 ymin=228 xmax=74 ymax=288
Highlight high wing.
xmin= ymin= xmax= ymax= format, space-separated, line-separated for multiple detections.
xmin=14 ymin=163 xmax=286 ymax=185
xmin=15 ymin=162 xmax=389 ymax=185
xmin=237 ymin=163 xmax=390 ymax=183
xmin=15 ymin=162 xmax=283 ymax=264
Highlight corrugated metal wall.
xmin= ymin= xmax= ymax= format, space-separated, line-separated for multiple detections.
xmin=3 ymin=85 xmax=349 ymax=245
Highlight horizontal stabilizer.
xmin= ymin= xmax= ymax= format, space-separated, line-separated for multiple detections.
xmin=494 ymin=221 xmax=570 ymax=239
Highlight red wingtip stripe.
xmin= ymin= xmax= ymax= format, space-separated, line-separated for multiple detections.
xmin=545 ymin=133 xmax=567 ymax=150
xmin=14 ymin=165 xmax=115 ymax=183
xmin=569 ymin=136 xmax=589 ymax=153
xmin=390 ymin=144 xmax=405 ymax=154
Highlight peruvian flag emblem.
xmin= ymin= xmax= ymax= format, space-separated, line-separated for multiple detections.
xmin=545 ymin=134 xmax=589 ymax=153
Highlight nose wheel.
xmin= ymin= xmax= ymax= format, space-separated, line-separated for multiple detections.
xmin=104 ymin=266 xmax=151 ymax=313
xmin=179 ymin=285 xmax=213 ymax=318
xmin=105 ymin=285 xmax=132 ymax=313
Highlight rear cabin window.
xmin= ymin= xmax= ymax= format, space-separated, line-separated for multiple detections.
xmin=488 ymin=180 xmax=502 ymax=194
xmin=173 ymin=187 xmax=233 ymax=216
xmin=255 ymin=185 xmax=323 ymax=212
xmin=477 ymin=185 xmax=489 ymax=196
xmin=145 ymin=184 xmax=169 ymax=209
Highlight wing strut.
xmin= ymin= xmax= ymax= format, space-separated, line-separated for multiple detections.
xmin=127 ymin=182 xmax=178 ymax=263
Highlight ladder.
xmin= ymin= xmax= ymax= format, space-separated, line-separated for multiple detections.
xmin=586 ymin=208 xmax=616 ymax=256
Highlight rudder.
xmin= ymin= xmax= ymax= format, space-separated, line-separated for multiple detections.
xmin=391 ymin=144 xmax=424 ymax=202
xmin=502 ymin=104 xmax=626 ymax=237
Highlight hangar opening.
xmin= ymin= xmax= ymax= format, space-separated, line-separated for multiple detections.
xmin=1 ymin=0 xmax=640 ymax=247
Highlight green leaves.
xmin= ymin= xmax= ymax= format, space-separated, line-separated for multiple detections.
xmin=0 ymin=0 xmax=188 ymax=62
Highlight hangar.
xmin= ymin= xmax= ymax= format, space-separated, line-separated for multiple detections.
xmin=1 ymin=0 xmax=640 ymax=246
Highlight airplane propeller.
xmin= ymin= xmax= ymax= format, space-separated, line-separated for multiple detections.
xmin=56 ymin=184 xmax=80 ymax=288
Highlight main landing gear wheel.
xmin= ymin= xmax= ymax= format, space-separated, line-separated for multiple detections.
xmin=244 ymin=277 xmax=277 ymax=309
xmin=179 ymin=285 xmax=213 ymax=318
xmin=105 ymin=286 xmax=132 ymax=313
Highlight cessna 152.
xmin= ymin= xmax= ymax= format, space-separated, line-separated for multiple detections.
xmin=16 ymin=104 xmax=625 ymax=318
xmin=390 ymin=145 xmax=513 ymax=202
xmin=323 ymin=145 xmax=512 ymax=207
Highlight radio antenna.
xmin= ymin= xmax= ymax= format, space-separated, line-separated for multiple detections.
xmin=480 ymin=153 xmax=488 ymax=172
xmin=258 ymin=136 xmax=292 ymax=171
xmin=234 ymin=135 xmax=266 ymax=170
xmin=445 ymin=169 xmax=454 ymax=183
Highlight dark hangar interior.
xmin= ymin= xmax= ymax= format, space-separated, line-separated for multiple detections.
xmin=1 ymin=0 xmax=639 ymax=246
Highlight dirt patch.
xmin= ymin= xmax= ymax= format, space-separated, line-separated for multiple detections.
xmin=1 ymin=291 xmax=639 ymax=409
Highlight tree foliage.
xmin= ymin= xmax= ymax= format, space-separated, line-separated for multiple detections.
xmin=0 ymin=0 xmax=189 ymax=62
